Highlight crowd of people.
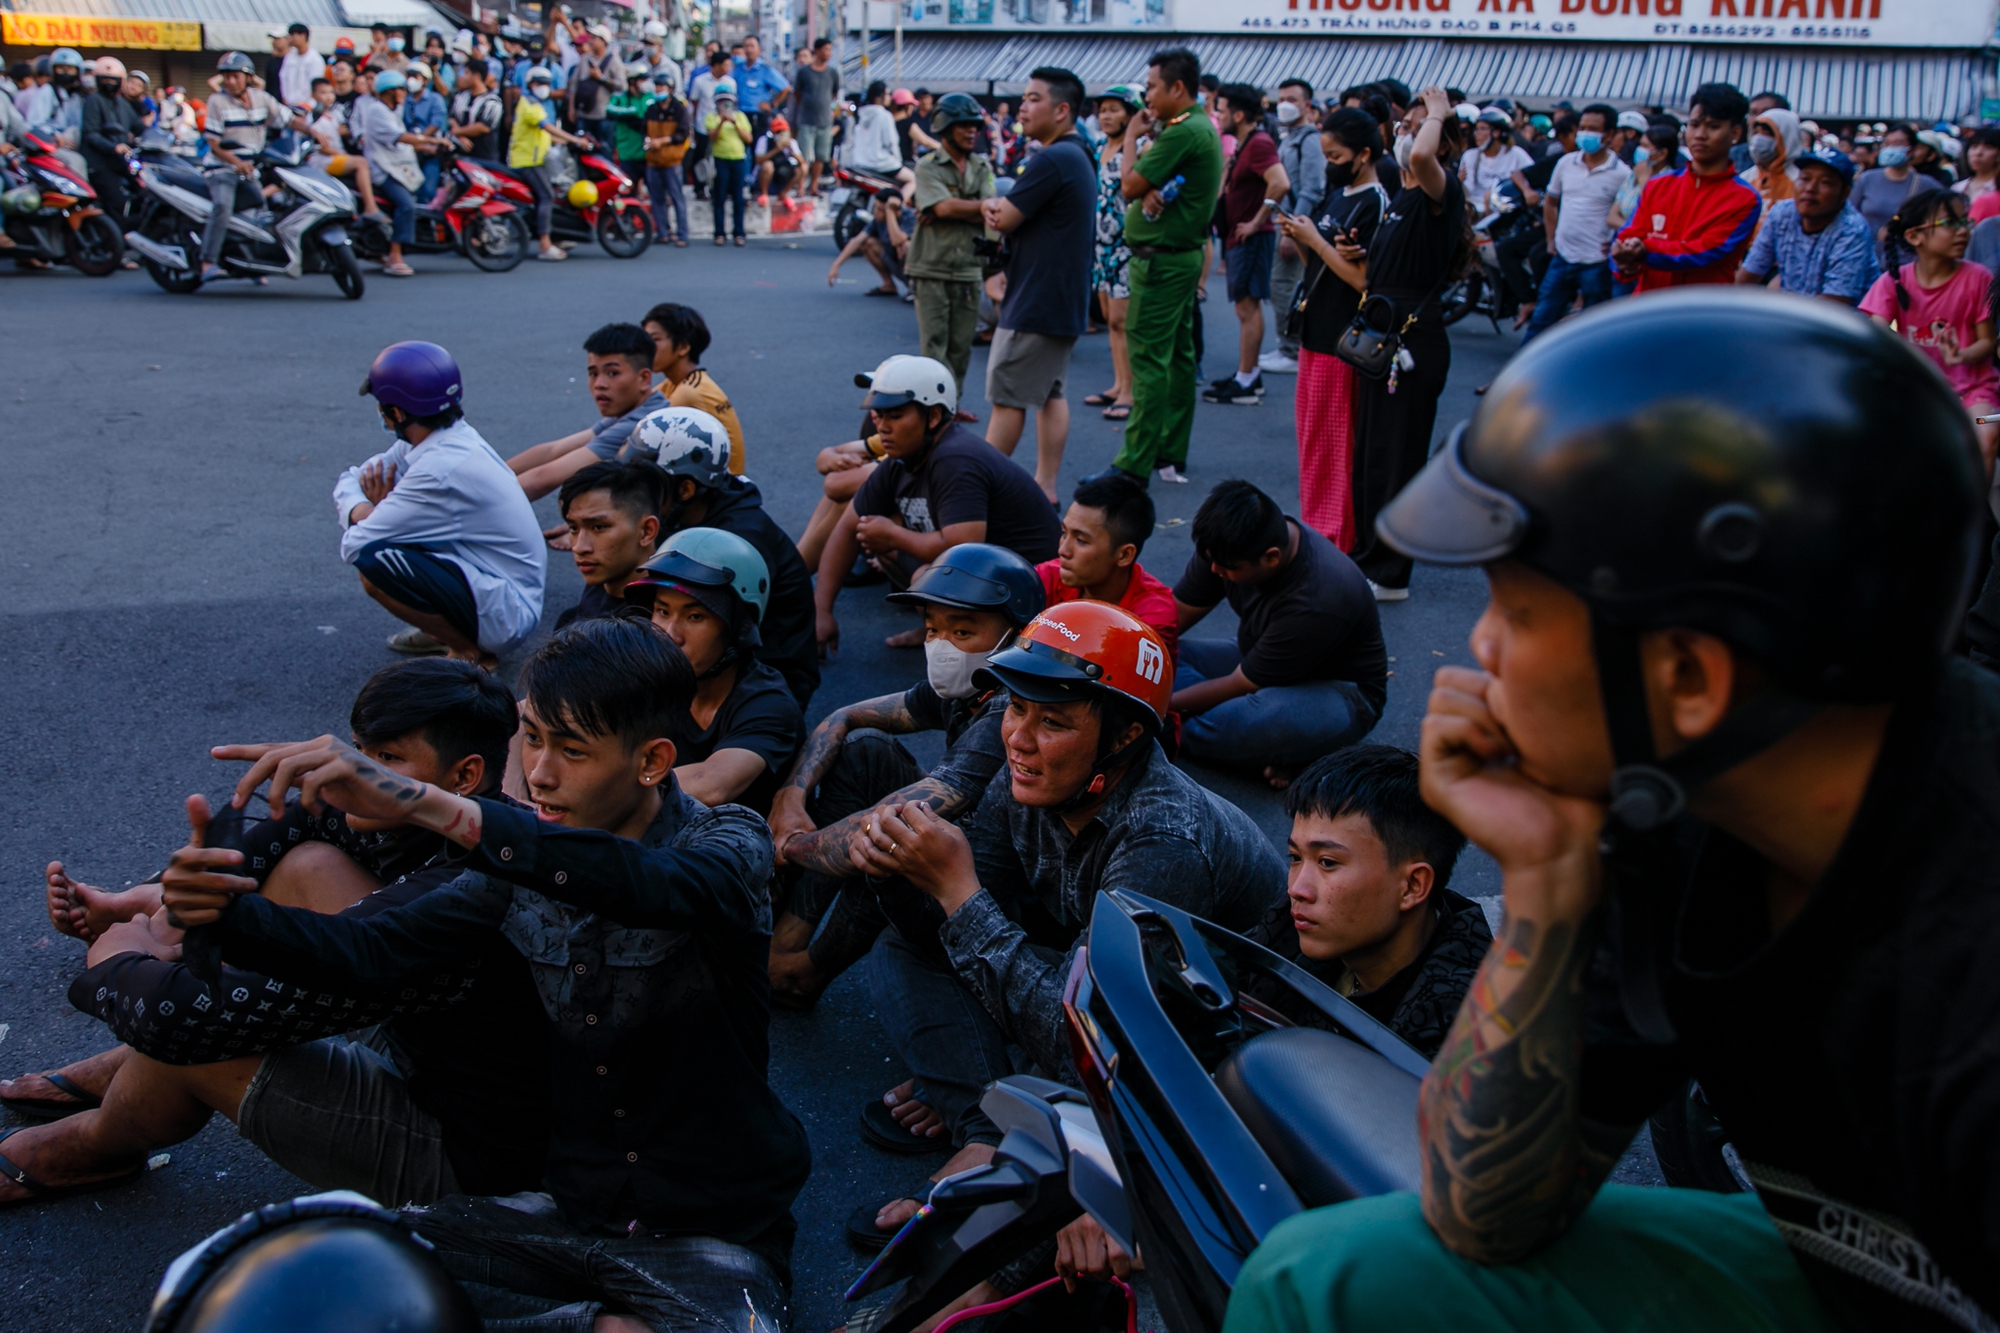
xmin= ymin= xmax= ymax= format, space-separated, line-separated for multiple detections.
xmin=8 ymin=33 xmax=2000 ymax=1333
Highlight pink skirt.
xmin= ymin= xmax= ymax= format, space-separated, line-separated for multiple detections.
xmin=1297 ymin=347 xmax=1357 ymax=550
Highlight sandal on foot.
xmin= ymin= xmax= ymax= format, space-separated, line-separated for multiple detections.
xmin=1101 ymin=404 xmax=1131 ymax=421
xmin=863 ymin=284 xmax=898 ymax=297
xmin=0 ymin=1128 xmax=143 ymax=1206
xmin=860 ymin=1095 xmax=947 ymax=1155
xmin=1 ymin=1073 xmax=102 ymax=1122
xmin=1082 ymin=391 xmax=1118 ymax=407
xmin=845 ymin=1191 xmax=929 ymax=1251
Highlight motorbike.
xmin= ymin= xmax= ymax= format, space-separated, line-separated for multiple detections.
xmin=847 ymin=889 xmax=1431 ymax=1333
xmin=1443 ymin=182 xmax=1537 ymax=333
xmin=123 ymin=129 xmax=364 ymax=298
xmin=350 ymin=145 xmax=531 ymax=272
xmin=828 ymin=162 xmax=906 ymax=250
xmin=488 ymin=141 xmax=653 ymax=257
xmin=0 ymin=133 xmax=125 ymax=275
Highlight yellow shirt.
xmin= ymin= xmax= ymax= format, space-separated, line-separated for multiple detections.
xmin=704 ymin=110 xmax=751 ymax=162
xmin=671 ymin=369 xmax=745 ymax=475
xmin=510 ymin=97 xmax=551 ymax=168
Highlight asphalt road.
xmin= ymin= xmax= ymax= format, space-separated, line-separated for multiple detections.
xmin=0 ymin=238 xmax=1650 ymax=1330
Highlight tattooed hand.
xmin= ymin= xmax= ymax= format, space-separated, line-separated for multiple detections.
xmin=159 ymin=793 xmax=260 ymax=928
xmin=211 ymin=737 xmax=484 ymax=849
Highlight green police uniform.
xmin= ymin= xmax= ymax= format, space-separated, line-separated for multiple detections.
xmin=1112 ymin=108 xmax=1223 ymax=480
xmin=906 ymin=146 xmax=997 ymax=398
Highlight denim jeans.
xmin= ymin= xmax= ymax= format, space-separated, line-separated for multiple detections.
xmin=865 ymin=925 xmax=1018 ymax=1149
xmin=712 ymin=156 xmax=747 ymax=238
xmin=1520 ymin=253 xmax=1613 ymax=345
xmin=405 ymin=1193 xmax=790 ymax=1332
xmin=1174 ymin=638 xmax=1379 ymax=771
xmin=377 ymin=175 xmax=418 ymax=245
xmin=418 ymin=152 xmax=441 ymax=203
xmin=644 ymin=162 xmax=689 ymax=242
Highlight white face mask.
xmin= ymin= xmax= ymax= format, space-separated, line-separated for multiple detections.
xmin=925 ymin=635 xmax=995 ymax=700
xmin=1276 ymin=101 xmax=1301 ymax=127
xmin=1394 ymin=130 xmax=1415 ymax=172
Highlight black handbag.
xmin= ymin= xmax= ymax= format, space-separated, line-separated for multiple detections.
xmin=1334 ymin=268 xmax=1450 ymax=380
xmin=1280 ymin=259 xmax=1328 ymax=345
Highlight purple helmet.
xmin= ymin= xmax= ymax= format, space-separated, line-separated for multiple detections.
xmin=360 ymin=341 xmax=463 ymax=416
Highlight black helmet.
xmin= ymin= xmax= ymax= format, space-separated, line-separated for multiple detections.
xmin=145 ymin=1194 xmax=480 ymax=1333
xmin=887 ymin=542 xmax=1045 ymax=628
xmin=1378 ymin=289 xmax=1981 ymax=829
xmin=931 ymin=92 xmax=984 ymax=134
xmin=216 ymin=51 xmax=257 ymax=75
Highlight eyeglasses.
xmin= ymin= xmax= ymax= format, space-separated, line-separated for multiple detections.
xmin=1916 ymin=217 xmax=1972 ymax=232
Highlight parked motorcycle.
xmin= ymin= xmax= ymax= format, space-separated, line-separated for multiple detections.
xmin=123 ymin=130 xmax=364 ymax=298
xmin=1443 ymin=183 xmax=1537 ymax=333
xmin=827 ymin=162 xmax=906 ymax=250
xmin=1 ymin=133 xmax=124 ymax=275
xmin=350 ymin=146 xmax=530 ymax=272
xmin=848 ymin=889 xmax=1430 ymax=1333
xmin=488 ymin=141 xmax=652 ymax=257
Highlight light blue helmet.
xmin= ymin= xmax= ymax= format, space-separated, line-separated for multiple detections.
xmin=373 ymin=68 xmax=407 ymax=93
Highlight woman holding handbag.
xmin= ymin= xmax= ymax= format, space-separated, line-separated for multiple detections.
xmin=1278 ymin=107 xmax=1388 ymax=551
xmin=1344 ymin=85 xmax=1467 ymax=601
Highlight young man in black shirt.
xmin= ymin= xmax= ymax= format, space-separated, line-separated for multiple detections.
xmin=0 ymin=660 xmax=546 ymax=1210
xmin=1173 ymin=480 xmax=1387 ymax=786
xmin=552 ymin=460 xmax=662 ymax=629
xmin=163 ymin=618 xmax=811 ymax=1330
xmin=817 ymin=355 xmax=1060 ymax=652
xmin=1226 ymin=293 xmax=2000 ymax=1333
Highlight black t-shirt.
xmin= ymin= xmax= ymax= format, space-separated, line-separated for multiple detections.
xmin=678 ymin=658 xmax=805 ymax=816
xmin=904 ymin=680 xmax=1009 ymax=794
xmin=1174 ymin=518 xmax=1388 ymax=712
xmin=1299 ymin=183 xmax=1389 ymax=356
xmin=1365 ymin=170 xmax=1466 ymax=318
xmin=1579 ymin=659 xmax=2000 ymax=1329
xmin=852 ymin=422 xmax=1061 ymax=564
xmin=1522 ymin=149 xmax=1561 ymax=193
xmin=998 ymin=132 xmax=1097 ymax=338
xmin=700 ymin=477 xmax=821 ymax=710
xmin=554 ymin=582 xmax=619 ymax=630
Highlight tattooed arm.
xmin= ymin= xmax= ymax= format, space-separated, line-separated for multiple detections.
xmin=770 ymin=691 xmax=920 ymax=869
xmin=1415 ymin=666 xmax=1631 ymax=1263
xmin=212 ymin=737 xmax=485 ymax=849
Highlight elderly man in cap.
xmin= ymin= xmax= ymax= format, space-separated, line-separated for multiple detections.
xmin=1735 ymin=146 xmax=1877 ymax=305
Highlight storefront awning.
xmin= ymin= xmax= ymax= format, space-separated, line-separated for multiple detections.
xmin=1 ymin=0 xmax=461 ymax=50
xmin=837 ymin=32 xmax=1994 ymax=122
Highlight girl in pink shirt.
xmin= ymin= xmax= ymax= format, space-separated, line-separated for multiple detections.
xmin=1861 ymin=188 xmax=2000 ymax=468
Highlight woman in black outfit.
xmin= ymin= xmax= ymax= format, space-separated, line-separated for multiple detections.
xmin=1349 ymin=85 xmax=1468 ymax=599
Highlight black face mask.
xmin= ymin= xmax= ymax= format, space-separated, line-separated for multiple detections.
xmin=54 ymin=71 xmax=80 ymax=89
xmin=1326 ymin=159 xmax=1359 ymax=190
xmin=97 ymin=79 xmax=123 ymax=97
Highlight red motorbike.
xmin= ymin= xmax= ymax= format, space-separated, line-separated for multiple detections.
xmin=351 ymin=146 xmax=531 ymax=271
xmin=1 ymin=132 xmax=124 ymax=275
xmin=828 ymin=162 xmax=905 ymax=250
xmin=489 ymin=140 xmax=653 ymax=258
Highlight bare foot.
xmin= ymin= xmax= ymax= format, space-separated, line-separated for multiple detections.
xmin=45 ymin=862 xmax=90 ymax=939
xmin=45 ymin=866 xmax=156 ymax=942
xmin=884 ymin=627 xmax=926 ymax=649
xmin=883 ymin=1079 xmax=945 ymax=1140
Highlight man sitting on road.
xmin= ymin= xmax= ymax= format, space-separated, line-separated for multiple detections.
xmin=641 ymin=301 xmax=746 ymax=475
xmin=816 ymin=356 xmax=1060 ymax=652
xmin=829 ymin=187 xmax=916 ymax=298
xmin=337 ymin=341 xmax=546 ymax=666
xmin=844 ymin=601 xmax=1291 ymax=1247
xmin=1735 ymin=145 xmax=1877 ymax=304
xmin=552 ymin=460 xmax=663 ymax=628
xmin=160 ymin=618 xmax=812 ymax=1333
xmin=1173 ymin=480 xmax=1386 ymax=786
xmin=622 ymin=406 xmax=820 ymax=708
xmin=506 ymin=321 xmax=667 ymax=503
xmin=0 ymin=660 xmax=549 ymax=1212
xmin=1035 ymin=471 xmax=1179 ymax=660
xmin=766 ymin=544 xmax=1043 ymax=1024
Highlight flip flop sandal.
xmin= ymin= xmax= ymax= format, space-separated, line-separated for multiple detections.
xmin=860 ymin=1095 xmax=949 ymax=1155
xmin=0 ymin=1128 xmax=144 ymax=1206
xmin=863 ymin=285 xmax=898 ymax=297
xmin=382 ymin=263 xmax=415 ymax=277
xmin=845 ymin=1190 xmax=929 ymax=1252
xmin=1 ymin=1073 xmax=102 ymax=1122
xmin=1082 ymin=391 xmax=1118 ymax=407
xmin=1101 ymin=404 xmax=1131 ymax=421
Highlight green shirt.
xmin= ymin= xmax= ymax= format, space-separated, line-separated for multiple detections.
xmin=606 ymin=90 xmax=651 ymax=164
xmin=906 ymin=148 xmax=996 ymax=283
xmin=1123 ymin=109 xmax=1223 ymax=252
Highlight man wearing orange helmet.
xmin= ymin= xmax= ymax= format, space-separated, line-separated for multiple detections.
xmin=843 ymin=600 xmax=1290 ymax=1246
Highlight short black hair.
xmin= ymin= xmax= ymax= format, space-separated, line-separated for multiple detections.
xmin=866 ymin=78 xmax=887 ymax=103
xmin=710 ymin=49 xmax=731 ymax=67
xmin=583 ymin=322 xmax=656 ymax=373
xmin=1376 ymin=78 xmax=1412 ymax=109
xmin=813 ymin=36 xmax=832 ymax=49
xmin=874 ymin=185 xmax=901 ymax=205
xmin=350 ymin=658 xmax=517 ymax=793
xmin=1149 ymin=48 xmax=1199 ymax=100
xmin=1216 ymin=82 xmax=1264 ymax=122
xmin=1321 ymin=105 xmax=1382 ymax=162
xmin=311 ymin=76 xmax=331 ymax=90
xmin=1750 ymin=89 xmax=1790 ymax=110
xmin=1192 ymin=479 xmax=1287 ymax=568
xmin=518 ymin=617 xmax=696 ymax=751
xmin=1284 ymin=744 xmax=1466 ymax=890
xmin=371 ymin=22 xmax=389 ymax=32
xmin=464 ymin=57 xmax=489 ymax=78
xmin=1029 ymin=66 xmax=1084 ymax=123
xmin=287 ymin=22 xmax=310 ymax=35
xmin=559 ymin=460 xmax=666 ymax=520
xmin=1580 ymin=103 xmax=1619 ymax=132
xmin=1338 ymin=84 xmax=1369 ymax=105
xmin=914 ymin=86 xmax=931 ymax=98
xmin=1688 ymin=81 xmax=1749 ymax=127
xmin=1198 ymin=73 xmax=1219 ymax=92
xmin=640 ymin=302 xmax=710 ymax=362
xmin=1071 ymin=471 xmax=1154 ymax=555
xmin=1551 ymin=112 xmax=1579 ymax=137
xmin=1279 ymin=77 xmax=1312 ymax=100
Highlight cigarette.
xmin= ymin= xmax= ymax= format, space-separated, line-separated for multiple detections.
xmin=1979 ymin=415 xmax=2000 ymax=425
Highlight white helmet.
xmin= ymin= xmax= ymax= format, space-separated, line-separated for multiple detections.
xmin=644 ymin=18 xmax=668 ymax=37
xmin=627 ymin=406 xmax=732 ymax=485
xmin=854 ymin=354 xmax=957 ymax=416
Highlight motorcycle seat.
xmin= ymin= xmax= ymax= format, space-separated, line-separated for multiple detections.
xmin=1213 ymin=1027 xmax=1424 ymax=1207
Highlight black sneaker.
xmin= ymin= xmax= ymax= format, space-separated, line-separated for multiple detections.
xmin=1203 ymin=375 xmax=1264 ymax=405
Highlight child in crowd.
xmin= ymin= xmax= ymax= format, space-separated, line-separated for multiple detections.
xmin=640 ymin=302 xmax=746 ymax=474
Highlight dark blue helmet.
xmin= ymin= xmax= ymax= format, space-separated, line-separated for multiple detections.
xmin=887 ymin=543 xmax=1045 ymax=628
xmin=360 ymin=341 xmax=463 ymax=417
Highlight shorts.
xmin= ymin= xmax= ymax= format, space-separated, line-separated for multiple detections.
xmin=351 ymin=541 xmax=480 ymax=645
xmin=796 ymin=123 xmax=833 ymax=163
xmin=1226 ymin=228 xmax=1276 ymax=302
xmin=238 ymin=1034 xmax=458 ymax=1208
xmin=986 ymin=328 xmax=1076 ymax=408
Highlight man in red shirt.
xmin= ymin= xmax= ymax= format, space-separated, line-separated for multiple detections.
xmin=1613 ymin=83 xmax=1761 ymax=292
xmin=1036 ymin=471 xmax=1178 ymax=664
xmin=1205 ymin=83 xmax=1290 ymax=406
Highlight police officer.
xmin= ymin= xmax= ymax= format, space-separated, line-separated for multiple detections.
xmin=906 ymin=92 xmax=996 ymax=403
xmin=1225 ymin=289 xmax=2000 ymax=1333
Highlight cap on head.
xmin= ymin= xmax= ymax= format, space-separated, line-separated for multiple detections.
xmin=886 ymin=543 xmax=1045 ymax=628
xmin=1375 ymin=289 xmax=1982 ymax=704
xmin=1617 ymin=109 xmax=1650 ymax=133
xmin=976 ymin=601 xmax=1172 ymax=730
xmin=855 ymin=354 xmax=957 ymax=415
xmin=360 ymin=341 xmax=464 ymax=417
xmin=714 ymin=76 xmax=737 ymax=99
xmin=770 ymin=115 xmax=789 ymax=133
xmin=891 ymin=88 xmax=917 ymax=107
xmin=1799 ymin=146 xmax=1856 ymax=184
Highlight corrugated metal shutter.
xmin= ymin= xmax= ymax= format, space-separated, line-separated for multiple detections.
xmin=842 ymin=33 xmax=1992 ymax=120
